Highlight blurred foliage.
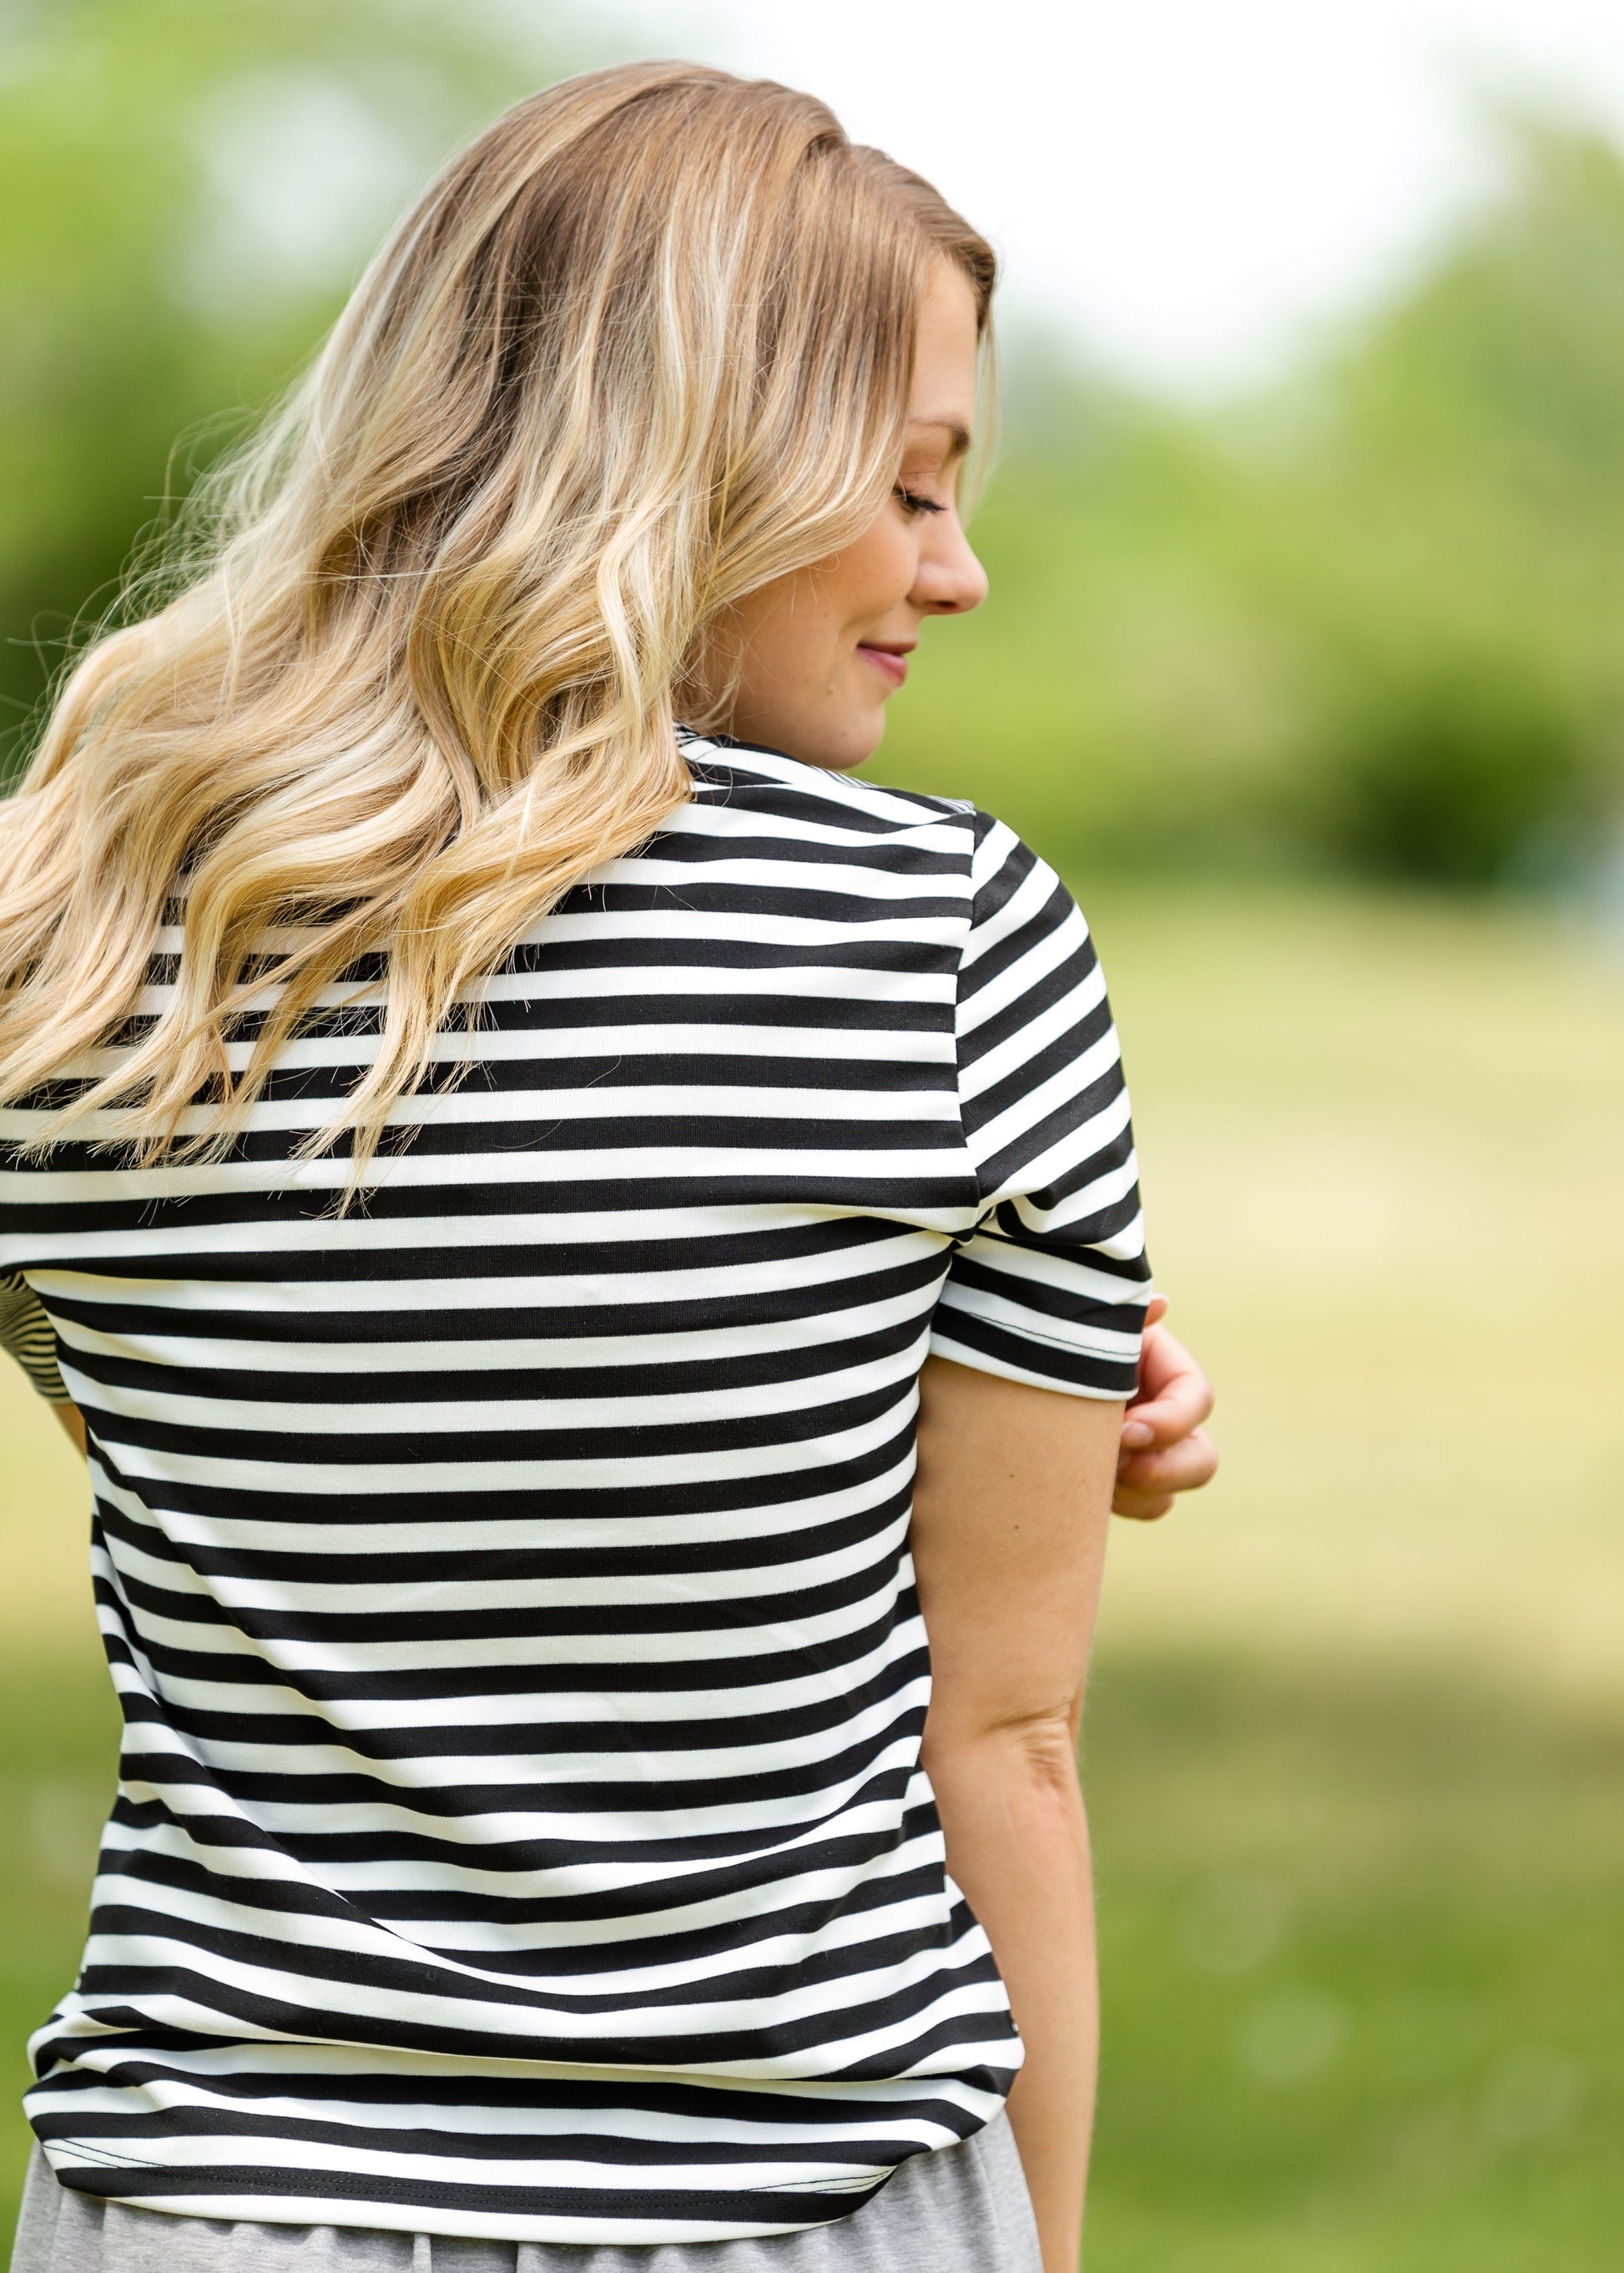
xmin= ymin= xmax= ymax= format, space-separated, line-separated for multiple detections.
xmin=0 ymin=0 xmax=553 ymax=767
xmin=2 ymin=6 xmax=1623 ymax=885
xmin=883 ymin=113 xmax=1624 ymax=886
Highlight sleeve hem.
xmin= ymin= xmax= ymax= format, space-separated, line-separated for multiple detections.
xmin=926 ymin=1327 xmax=1134 ymax=1400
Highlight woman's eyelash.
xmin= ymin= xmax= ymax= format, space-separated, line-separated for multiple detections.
xmin=894 ymin=486 xmax=946 ymax=517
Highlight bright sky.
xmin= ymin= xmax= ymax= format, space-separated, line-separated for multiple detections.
xmin=593 ymin=0 xmax=1624 ymax=391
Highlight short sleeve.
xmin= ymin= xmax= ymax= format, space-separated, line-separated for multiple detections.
xmin=930 ymin=817 xmax=1152 ymax=1398
xmin=0 ymin=1269 xmax=71 ymax=1404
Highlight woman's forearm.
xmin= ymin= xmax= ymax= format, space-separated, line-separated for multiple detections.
xmin=926 ymin=1720 xmax=1097 ymax=2273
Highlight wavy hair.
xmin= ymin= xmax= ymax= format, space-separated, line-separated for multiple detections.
xmin=0 ymin=60 xmax=994 ymax=1179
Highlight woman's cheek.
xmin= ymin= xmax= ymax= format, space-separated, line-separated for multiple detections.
xmin=842 ymin=515 xmax=919 ymax=616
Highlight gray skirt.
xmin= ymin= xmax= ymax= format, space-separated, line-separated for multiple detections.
xmin=8 ymin=2118 xmax=1040 ymax=2273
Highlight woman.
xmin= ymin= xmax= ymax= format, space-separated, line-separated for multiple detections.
xmin=0 ymin=62 xmax=1215 ymax=2273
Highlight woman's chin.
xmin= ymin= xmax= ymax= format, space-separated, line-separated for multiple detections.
xmin=810 ymin=703 xmax=889 ymax=773
xmin=725 ymin=692 xmax=888 ymax=773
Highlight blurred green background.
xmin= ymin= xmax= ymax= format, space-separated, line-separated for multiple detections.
xmin=2 ymin=4 xmax=1621 ymax=2269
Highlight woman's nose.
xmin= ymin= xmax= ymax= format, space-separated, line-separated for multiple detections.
xmin=913 ymin=517 xmax=989 ymax=617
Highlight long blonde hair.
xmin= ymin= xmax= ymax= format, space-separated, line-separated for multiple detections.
xmin=0 ymin=61 xmax=993 ymax=1177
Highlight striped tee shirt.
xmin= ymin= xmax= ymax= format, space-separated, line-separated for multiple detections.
xmin=0 ymin=736 xmax=1151 ymax=2246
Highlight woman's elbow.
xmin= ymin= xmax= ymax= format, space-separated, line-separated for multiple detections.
xmin=924 ymin=1707 xmax=1086 ymax=1823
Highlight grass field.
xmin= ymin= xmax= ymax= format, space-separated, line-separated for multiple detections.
xmin=1 ymin=877 xmax=1620 ymax=2265
xmin=1087 ymin=1652 xmax=1624 ymax=2270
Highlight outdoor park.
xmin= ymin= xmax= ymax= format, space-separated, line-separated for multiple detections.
xmin=2 ymin=5 xmax=1622 ymax=2267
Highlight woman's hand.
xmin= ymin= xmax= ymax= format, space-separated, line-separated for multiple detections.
xmin=1114 ymin=1296 xmax=1218 ymax=1522
xmin=53 ymin=1400 xmax=88 ymax=1459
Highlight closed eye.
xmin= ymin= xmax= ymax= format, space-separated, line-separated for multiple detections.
xmin=895 ymin=486 xmax=947 ymax=517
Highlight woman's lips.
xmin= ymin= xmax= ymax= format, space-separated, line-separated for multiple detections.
xmin=856 ymin=644 xmax=909 ymax=689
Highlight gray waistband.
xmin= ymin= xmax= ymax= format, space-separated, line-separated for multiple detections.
xmin=9 ymin=2116 xmax=1040 ymax=2273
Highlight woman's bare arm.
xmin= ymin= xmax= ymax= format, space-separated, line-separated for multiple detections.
xmin=910 ymin=1353 xmax=1122 ymax=2273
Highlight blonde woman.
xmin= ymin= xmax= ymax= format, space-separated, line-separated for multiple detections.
xmin=0 ymin=63 xmax=1216 ymax=2273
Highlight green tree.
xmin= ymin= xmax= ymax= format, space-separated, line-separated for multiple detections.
xmin=881 ymin=113 xmax=1624 ymax=886
xmin=0 ymin=0 xmax=557 ymax=773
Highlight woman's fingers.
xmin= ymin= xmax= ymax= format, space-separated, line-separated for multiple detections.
xmin=1120 ymin=1323 xmax=1215 ymax=1453
xmin=1116 ymin=1427 xmax=1218 ymax=1498
xmin=1111 ymin=1484 xmax=1178 ymax=1523
xmin=1112 ymin=1314 xmax=1218 ymax=1519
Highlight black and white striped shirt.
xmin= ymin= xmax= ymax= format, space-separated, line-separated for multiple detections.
xmin=0 ymin=738 xmax=1150 ymax=2245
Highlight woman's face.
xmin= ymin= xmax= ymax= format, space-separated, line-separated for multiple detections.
xmin=696 ymin=260 xmax=988 ymax=771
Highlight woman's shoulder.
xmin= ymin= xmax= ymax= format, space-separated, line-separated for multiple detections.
xmin=675 ymin=730 xmax=981 ymax=841
xmin=664 ymin=735 xmax=1079 ymax=944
